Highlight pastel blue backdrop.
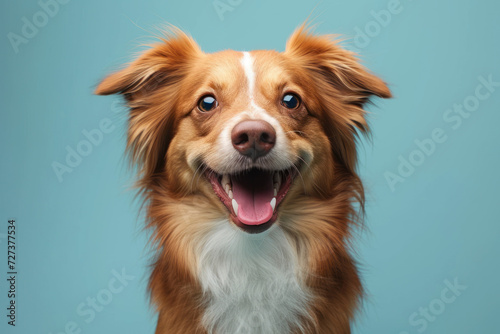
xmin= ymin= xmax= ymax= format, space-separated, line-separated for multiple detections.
xmin=1 ymin=0 xmax=499 ymax=333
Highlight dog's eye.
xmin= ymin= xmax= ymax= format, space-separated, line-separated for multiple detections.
xmin=281 ymin=93 xmax=300 ymax=109
xmin=198 ymin=95 xmax=218 ymax=112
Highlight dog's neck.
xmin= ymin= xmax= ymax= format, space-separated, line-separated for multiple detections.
xmin=196 ymin=221 xmax=312 ymax=334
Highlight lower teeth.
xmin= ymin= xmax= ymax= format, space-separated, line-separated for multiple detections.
xmin=231 ymin=199 xmax=238 ymax=215
xmin=270 ymin=197 xmax=276 ymax=211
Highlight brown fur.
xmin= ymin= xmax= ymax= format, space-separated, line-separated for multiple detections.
xmin=96 ymin=24 xmax=391 ymax=334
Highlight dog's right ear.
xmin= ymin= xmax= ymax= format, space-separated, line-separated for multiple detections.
xmin=95 ymin=29 xmax=202 ymax=186
xmin=95 ymin=28 xmax=201 ymax=98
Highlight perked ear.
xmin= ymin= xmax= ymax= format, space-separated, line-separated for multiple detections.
xmin=285 ymin=24 xmax=391 ymax=175
xmin=95 ymin=27 xmax=201 ymax=97
xmin=285 ymin=24 xmax=391 ymax=107
xmin=95 ymin=28 xmax=202 ymax=188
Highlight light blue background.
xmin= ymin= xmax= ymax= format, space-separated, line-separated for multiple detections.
xmin=1 ymin=0 xmax=499 ymax=333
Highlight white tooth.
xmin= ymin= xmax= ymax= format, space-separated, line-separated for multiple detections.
xmin=222 ymin=174 xmax=230 ymax=191
xmin=270 ymin=197 xmax=276 ymax=211
xmin=232 ymin=199 xmax=238 ymax=215
xmin=228 ymin=190 xmax=233 ymax=199
xmin=225 ymin=184 xmax=230 ymax=194
xmin=273 ymin=188 xmax=277 ymax=197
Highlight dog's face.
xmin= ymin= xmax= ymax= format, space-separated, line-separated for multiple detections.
xmin=96 ymin=26 xmax=391 ymax=234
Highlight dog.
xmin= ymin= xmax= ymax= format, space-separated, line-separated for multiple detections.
xmin=95 ymin=24 xmax=391 ymax=334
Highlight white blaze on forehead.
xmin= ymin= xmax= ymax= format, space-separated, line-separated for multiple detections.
xmin=241 ymin=52 xmax=256 ymax=100
xmin=239 ymin=52 xmax=274 ymax=118
xmin=238 ymin=52 xmax=281 ymax=125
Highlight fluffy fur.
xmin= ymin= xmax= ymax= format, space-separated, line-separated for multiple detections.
xmin=96 ymin=24 xmax=391 ymax=334
xmin=197 ymin=221 xmax=311 ymax=333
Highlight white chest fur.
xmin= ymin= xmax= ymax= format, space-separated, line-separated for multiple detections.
xmin=196 ymin=221 xmax=311 ymax=334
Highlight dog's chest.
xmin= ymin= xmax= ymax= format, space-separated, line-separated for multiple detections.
xmin=196 ymin=222 xmax=311 ymax=334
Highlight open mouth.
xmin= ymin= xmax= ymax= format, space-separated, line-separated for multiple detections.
xmin=205 ymin=167 xmax=298 ymax=233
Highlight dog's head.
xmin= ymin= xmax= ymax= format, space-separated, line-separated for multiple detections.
xmin=96 ymin=25 xmax=391 ymax=234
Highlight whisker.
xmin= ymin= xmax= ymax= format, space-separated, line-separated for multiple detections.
xmin=190 ymin=162 xmax=208 ymax=191
xmin=195 ymin=164 xmax=210 ymax=188
xmin=291 ymin=163 xmax=306 ymax=192
xmin=290 ymin=153 xmax=311 ymax=171
xmin=283 ymin=152 xmax=313 ymax=196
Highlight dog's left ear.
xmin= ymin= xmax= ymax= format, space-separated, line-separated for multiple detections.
xmin=285 ymin=25 xmax=391 ymax=108
xmin=285 ymin=24 xmax=391 ymax=174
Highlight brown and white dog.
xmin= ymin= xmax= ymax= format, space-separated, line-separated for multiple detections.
xmin=96 ymin=24 xmax=391 ymax=334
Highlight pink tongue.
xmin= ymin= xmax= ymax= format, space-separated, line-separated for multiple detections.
xmin=231 ymin=170 xmax=274 ymax=225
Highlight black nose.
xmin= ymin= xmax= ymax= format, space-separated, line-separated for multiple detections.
xmin=231 ymin=120 xmax=276 ymax=161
